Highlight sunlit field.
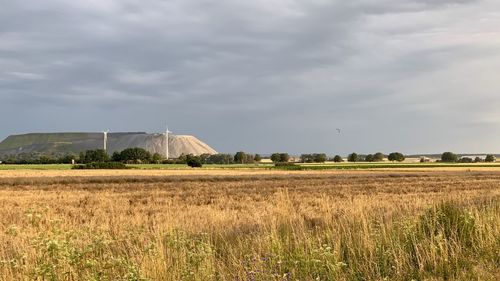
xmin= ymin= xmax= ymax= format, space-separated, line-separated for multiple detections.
xmin=3 ymin=162 xmax=500 ymax=171
xmin=0 ymin=170 xmax=499 ymax=280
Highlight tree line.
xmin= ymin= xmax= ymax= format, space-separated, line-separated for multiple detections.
xmin=0 ymin=149 xmax=497 ymax=165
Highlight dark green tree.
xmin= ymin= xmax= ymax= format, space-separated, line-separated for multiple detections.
xmin=270 ymin=153 xmax=281 ymax=163
xmin=485 ymin=154 xmax=496 ymax=163
xmin=254 ymin=154 xmax=262 ymax=162
xmin=313 ymin=153 xmax=327 ymax=163
xmin=280 ymin=153 xmax=290 ymax=163
xmin=459 ymin=157 xmax=473 ymax=163
xmin=271 ymin=153 xmax=289 ymax=163
xmin=388 ymin=152 xmax=405 ymax=162
xmin=347 ymin=153 xmax=358 ymax=162
xmin=198 ymin=154 xmax=210 ymax=164
xmin=58 ymin=154 xmax=76 ymax=164
xmin=111 ymin=151 xmax=122 ymax=162
xmin=206 ymin=154 xmax=233 ymax=164
xmin=234 ymin=151 xmax=248 ymax=164
xmin=364 ymin=154 xmax=374 ymax=162
xmin=186 ymin=155 xmax=203 ymax=168
xmin=118 ymin=148 xmax=152 ymax=163
xmin=79 ymin=149 xmax=109 ymax=164
xmin=177 ymin=154 xmax=188 ymax=164
xmin=300 ymin=154 xmax=314 ymax=163
xmin=151 ymin=153 xmax=163 ymax=164
xmin=333 ymin=155 xmax=343 ymax=162
xmin=373 ymin=152 xmax=385 ymax=162
xmin=441 ymin=152 xmax=458 ymax=163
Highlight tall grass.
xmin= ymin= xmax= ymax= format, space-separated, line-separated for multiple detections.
xmin=0 ymin=172 xmax=498 ymax=280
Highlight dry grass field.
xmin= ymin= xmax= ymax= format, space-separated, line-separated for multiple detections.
xmin=0 ymin=170 xmax=499 ymax=280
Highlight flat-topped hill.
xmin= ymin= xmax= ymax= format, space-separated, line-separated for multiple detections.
xmin=0 ymin=132 xmax=217 ymax=158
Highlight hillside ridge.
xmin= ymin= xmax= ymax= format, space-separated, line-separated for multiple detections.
xmin=0 ymin=132 xmax=217 ymax=158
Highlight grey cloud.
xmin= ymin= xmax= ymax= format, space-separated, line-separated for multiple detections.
xmin=1 ymin=0 xmax=499 ymax=154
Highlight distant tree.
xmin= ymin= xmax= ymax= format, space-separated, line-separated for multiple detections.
xmin=58 ymin=154 xmax=76 ymax=164
xmin=485 ymin=154 xmax=496 ymax=163
xmin=474 ymin=157 xmax=483 ymax=163
xmin=373 ymin=152 xmax=385 ymax=162
xmin=441 ymin=152 xmax=458 ymax=163
xmin=300 ymin=153 xmax=327 ymax=163
xmin=459 ymin=157 xmax=473 ymax=163
xmin=79 ymin=149 xmax=109 ymax=164
xmin=270 ymin=153 xmax=281 ymax=163
xmin=388 ymin=152 xmax=405 ymax=162
xmin=347 ymin=153 xmax=358 ymax=162
xmin=333 ymin=155 xmax=343 ymax=163
xmin=271 ymin=153 xmax=289 ymax=163
xmin=206 ymin=154 xmax=233 ymax=164
xmin=151 ymin=153 xmax=163 ymax=164
xmin=39 ymin=155 xmax=55 ymax=164
xmin=118 ymin=148 xmax=152 ymax=164
xmin=186 ymin=155 xmax=203 ymax=168
xmin=111 ymin=151 xmax=122 ymax=162
xmin=280 ymin=153 xmax=290 ymax=163
xmin=234 ymin=152 xmax=254 ymax=164
xmin=364 ymin=154 xmax=374 ymax=162
xmin=254 ymin=154 xmax=262 ymax=162
xmin=300 ymin=154 xmax=313 ymax=163
xmin=234 ymin=152 xmax=246 ymax=164
xmin=198 ymin=154 xmax=211 ymax=164
xmin=313 ymin=153 xmax=327 ymax=163
xmin=177 ymin=154 xmax=188 ymax=164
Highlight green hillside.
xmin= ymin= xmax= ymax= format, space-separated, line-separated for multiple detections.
xmin=0 ymin=133 xmax=99 ymax=150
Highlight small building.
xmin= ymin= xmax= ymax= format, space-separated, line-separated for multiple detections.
xmin=419 ymin=156 xmax=431 ymax=163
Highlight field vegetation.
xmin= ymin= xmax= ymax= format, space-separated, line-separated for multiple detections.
xmin=0 ymin=170 xmax=498 ymax=280
xmin=4 ymin=162 xmax=500 ymax=171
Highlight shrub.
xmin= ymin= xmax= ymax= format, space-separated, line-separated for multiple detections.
xmin=72 ymin=162 xmax=129 ymax=170
xmin=418 ymin=202 xmax=477 ymax=248
xmin=274 ymin=162 xmax=302 ymax=170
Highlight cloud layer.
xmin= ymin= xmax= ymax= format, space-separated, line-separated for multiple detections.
xmin=1 ymin=0 xmax=500 ymax=154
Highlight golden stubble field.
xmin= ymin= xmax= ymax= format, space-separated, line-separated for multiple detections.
xmin=0 ymin=169 xmax=499 ymax=280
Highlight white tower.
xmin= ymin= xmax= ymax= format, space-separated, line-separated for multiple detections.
xmin=103 ymin=131 xmax=109 ymax=152
xmin=165 ymin=126 xmax=172 ymax=159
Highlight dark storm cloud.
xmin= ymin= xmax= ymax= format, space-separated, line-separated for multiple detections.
xmin=1 ymin=0 xmax=499 ymax=154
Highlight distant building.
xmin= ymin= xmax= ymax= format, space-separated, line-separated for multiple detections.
xmin=420 ymin=156 xmax=431 ymax=163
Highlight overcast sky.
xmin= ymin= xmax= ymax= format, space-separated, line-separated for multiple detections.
xmin=1 ymin=0 xmax=500 ymax=155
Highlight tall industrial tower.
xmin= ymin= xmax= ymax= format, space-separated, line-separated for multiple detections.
xmin=103 ymin=131 xmax=108 ymax=152
xmin=165 ymin=126 xmax=172 ymax=159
